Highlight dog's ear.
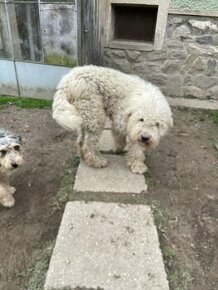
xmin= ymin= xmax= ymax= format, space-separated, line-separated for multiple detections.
xmin=124 ymin=108 xmax=132 ymax=123
xmin=159 ymin=115 xmax=173 ymax=137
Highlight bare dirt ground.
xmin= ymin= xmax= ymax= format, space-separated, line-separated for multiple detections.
xmin=0 ymin=105 xmax=217 ymax=290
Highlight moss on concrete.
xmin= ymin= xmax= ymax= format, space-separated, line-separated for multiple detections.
xmin=44 ymin=54 xmax=77 ymax=67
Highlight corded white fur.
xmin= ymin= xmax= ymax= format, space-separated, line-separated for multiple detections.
xmin=52 ymin=65 xmax=173 ymax=174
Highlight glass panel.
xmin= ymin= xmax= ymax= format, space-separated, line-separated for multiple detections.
xmin=7 ymin=3 xmax=42 ymax=61
xmin=40 ymin=3 xmax=77 ymax=67
xmin=0 ymin=4 xmax=13 ymax=59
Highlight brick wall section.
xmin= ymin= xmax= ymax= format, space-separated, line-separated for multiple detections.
xmin=104 ymin=14 xmax=218 ymax=99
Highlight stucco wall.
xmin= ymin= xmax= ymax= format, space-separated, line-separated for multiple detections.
xmin=170 ymin=0 xmax=218 ymax=12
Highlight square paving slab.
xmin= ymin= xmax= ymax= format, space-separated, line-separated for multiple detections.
xmin=73 ymin=154 xmax=147 ymax=194
xmin=44 ymin=201 xmax=169 ymax=290
xmin=98 ymin=130 xmax=115 ymax=152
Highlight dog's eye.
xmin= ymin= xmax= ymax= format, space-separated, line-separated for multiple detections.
xmin=14 ymin=145 xmax=20 ymax=151
xmin=156 ymin=122 xmax=160 ymax=127
xmin=0 ymin=150 xmax=7 ymax=156
xmin=139 ymin=118 xmax=144 ymax=122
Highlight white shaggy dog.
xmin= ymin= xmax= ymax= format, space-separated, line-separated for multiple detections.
xmin=53 ymin=65 xmax=173 ymax=174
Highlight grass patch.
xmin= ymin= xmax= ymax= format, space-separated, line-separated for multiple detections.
xmin=163 ymin=247 xmax=176 ymax=261
xmin=163 ymin=242 xmax=194 ymax=290
xmin=168 ymin=270 xmax=194 ymax=290
xmin=150 ymin=200 xmax=165 ymax=225
xmin=27 ymin=241 xmax=55 ymax=290
xmin=148 ymin=200 xmax=194 ymax=290
xmin=0 ymin=96 xmax=52 ymax=109
xmin=177 ymin=107 xmax=218 ymax=125
xmin=144 ymin=169 xmax=154 ymax=189
xmin=149 ymin=200 xmax=169 ymax=243
xmin=56 ymin=156 xmax=80 ymax=203
xmin=205 ymin=110 xmax=218 ymax=124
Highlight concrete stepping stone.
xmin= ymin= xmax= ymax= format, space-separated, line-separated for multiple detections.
xmin=74 ymin=154 xmax=147 ymax=194
xmin=167 ymin=97 xmax=218 ymax=110
xmin=44 ymin=201 xmax=169 ymax=290
xmin=98 ymin=130 xmax=115 ymax=152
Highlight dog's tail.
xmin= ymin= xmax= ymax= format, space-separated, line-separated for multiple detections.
xmin=52 ymin=86 xmax=83 ymax=134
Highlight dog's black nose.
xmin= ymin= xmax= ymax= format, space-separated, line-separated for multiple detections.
xmin=141 ymin=133 xmax=150 ymax=143
xmin=11 ymin=163 xmax=18 ymax=168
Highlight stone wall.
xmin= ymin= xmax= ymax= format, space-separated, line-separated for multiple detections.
xmin=104 ymin=14 xmax=218 ymax=99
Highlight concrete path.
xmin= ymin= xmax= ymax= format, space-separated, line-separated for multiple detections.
xmin=98 ymin=130 xmax=115 ymax=152
xmin=44 ymin=201 xmax=169 ymax=290
xmin=168 ymin=97 xmax=218 ymax=110
xmin=74 ymin=154 xmax=147 ymax=194
xmin=44 ymin=96 xmax=218 ymax=289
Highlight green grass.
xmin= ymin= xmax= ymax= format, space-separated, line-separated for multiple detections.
xmin=177 ymin=107 xmax=218 ymax=124
xmin=168 ymin=270 xmax=194 ymax=290
xmin=0 ymin=96 xmax=52 ymax=109
xmin=27 ymin=241 xmax=55 ymax=290
xmin=150 ymin=200 xmax=165 ymax=225
xmin=44 ymin=54 xmax=77 ymax=67
xmin=148 ymin=201 xmax=194 ymax=290
xmin=163 ymin=247 xmax=176 ymax=260
xmin=205 ymin=110 xmax=218 ymax=124
xmin=163 ymin=241 xmax=194 ymax=290
xmin=144 ymin=169 xmax=154 ymax=189
xmin=56 ymin=156 xmax=80 ymax=203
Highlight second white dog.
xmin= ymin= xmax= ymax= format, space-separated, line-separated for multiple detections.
xmin=53 ymin=65 xmax=173 ymax=174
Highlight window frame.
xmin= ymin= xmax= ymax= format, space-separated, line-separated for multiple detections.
xmin=103 ymin=0 xmax=170 ymax=51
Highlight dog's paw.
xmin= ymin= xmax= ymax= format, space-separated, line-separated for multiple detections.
xmin=93 ymin=156 xmax=108 ymax=168
xmin=1 ymin=196 xmax=15 ymax=208
xmin=10 ymin=187 xmax=16 ymax=194
xmin=130 ymin=161 xmax=148 ymax=174
xmin=85 ymin=154 xmax=108 ymax=168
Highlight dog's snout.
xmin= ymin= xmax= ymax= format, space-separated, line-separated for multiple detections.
xmin=11 ymin=162 xmax=18 ymax=169
xmin=141 ymin=133 xmax=150 ymax=143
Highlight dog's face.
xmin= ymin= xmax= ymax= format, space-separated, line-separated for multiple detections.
xmin=0 ymin=143 xmax=24 ymax=172
xmin=125 ymin=107 xmax=173 ymax=150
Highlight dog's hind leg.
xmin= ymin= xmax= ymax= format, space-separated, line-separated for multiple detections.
xmin=74 ymin=96 xmax=108 ymax=168
xmin=82 ymin=132 xmax=108 ymax=167
xmin=75 ymin=129 xmax=84 ymax=158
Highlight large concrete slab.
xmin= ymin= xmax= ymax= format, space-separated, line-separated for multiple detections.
xmin=98 ymin=130 xmax=115 ymax=152
xmin=168 ymin=97 xmax=218 ymax=110
xmin=74 ymin=154 xmax=147 ymax=194
xmin=44 ymin=201 xmax=169 ymax=290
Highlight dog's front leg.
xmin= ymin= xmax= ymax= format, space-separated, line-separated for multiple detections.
xmin=0 ymin=185 xmax=15 ymax=208
xmin=126 ymin=141 xmax=148 ymax=174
